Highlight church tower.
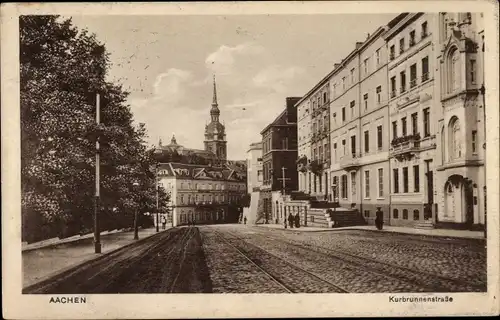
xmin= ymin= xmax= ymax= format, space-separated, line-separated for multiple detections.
xmin=204 ymin=75 xmax=227 ymax=161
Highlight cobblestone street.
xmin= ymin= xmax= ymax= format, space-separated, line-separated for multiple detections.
xmin=24 ymin=224 xmax=486 ymax=294
xmin=200 ymin=224 xmax=486 ymax=293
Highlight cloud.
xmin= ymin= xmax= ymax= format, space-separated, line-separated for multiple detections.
xmin=205 ymin=42 xmax=265 ymax=75
xmin=153 ymin=68 xmax=192 ymax=100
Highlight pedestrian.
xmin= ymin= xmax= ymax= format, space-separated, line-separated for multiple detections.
xmin=288 ymin=214 xmax=294 ymax=228
xmin=284 ymin=218 xmax=287 ymax=229
xmin=375 ymin=207 xmax=384 ymax=230
xmin=294 ymin=214 xmax=300 ymax=228
xmin=161 ymin=216 xmax=167 ymax=230
xmin=244 ymin=216 xmax=247 ymax=225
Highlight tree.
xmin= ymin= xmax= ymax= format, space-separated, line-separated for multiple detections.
xmin=20 ymin=15 xmax=163 ymax=242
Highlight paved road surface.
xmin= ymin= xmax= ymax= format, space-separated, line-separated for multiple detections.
xmin=24 ymin=224 xmax=486 ymax=294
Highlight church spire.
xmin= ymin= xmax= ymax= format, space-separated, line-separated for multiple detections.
xmin=212 ymin=74 xmax=218 ymax=107
xmin=210 ymin=74 xmax=220 ymax=122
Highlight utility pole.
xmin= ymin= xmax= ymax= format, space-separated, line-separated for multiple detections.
xmin=278 ymin=166 xmax=291 ymax=195
xmin=94 ymin=93 xmax=101 ymax=254
xmin=156 ymin=164 xmax=159 ymax=233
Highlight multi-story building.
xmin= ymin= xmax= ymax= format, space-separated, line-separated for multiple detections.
xmin=385 ymin=13 xmax=439 ymax=227
xmin=296 ymin=99 xmax=311 ymax=193
xmin=434 ymin=12 xmax=486 ymax=229
xmin=243 ymin=142 xmax=263 ymax=224
xmin=157 ymin=162 xmax=247 ymax=226
xmin=259 ymin=97 xmax=300 ymax=224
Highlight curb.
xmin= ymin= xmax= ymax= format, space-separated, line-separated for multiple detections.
xmin=255 ymin=225 xmax=485 ymax=240
xmin=22 ymin=228 xmax=172 ymax=293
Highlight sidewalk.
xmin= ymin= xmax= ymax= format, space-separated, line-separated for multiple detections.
xmin=256 ymin=224 xmax=485 ymax=240
xmin=23 ymin=227 xmax=169 ymax=288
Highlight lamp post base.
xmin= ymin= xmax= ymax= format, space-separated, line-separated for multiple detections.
xmin=94 ymin=242 xmax=101 ymax=253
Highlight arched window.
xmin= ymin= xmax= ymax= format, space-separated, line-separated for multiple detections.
xmin=448 ymin=48 xmax=461 ymax=93
xmin=403 ymin=209 xmax=409 ymax=219
xmin=393 ymin=209 xmax=399 ymax=219
xmin=449 ymin=117 xmax=462 ymax=160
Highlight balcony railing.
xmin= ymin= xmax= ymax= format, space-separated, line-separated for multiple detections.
xmin=422 ymin=72 xmax=429 ymax=82
xmin=409 ymin=39 xmax=415 ymax=47
xmin=339 ymin=153 xmax=361 ymax=171
xmin=390 ymin=133 xmax=421 ymax=155
xmin=390 ymin=53 xmax=395 ymax=61
xmin=421 ymin=31 xmax=428 ymax=39
xmin=400 ymin=86 xmax=406 ymax=94
xmin=390 ymin=90 xmax=396 ymax=98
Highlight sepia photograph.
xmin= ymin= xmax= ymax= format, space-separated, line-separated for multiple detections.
xmin=2 ymin=1 xmax=499 ymax=319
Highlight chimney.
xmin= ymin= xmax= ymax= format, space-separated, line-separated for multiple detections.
xmin=367 ymin=33 xmax=371 ymax=39
xmin=355 ymin=41 xmax=363 ymax=49
xmin=334 ymin=63 xmax=341 ymax=69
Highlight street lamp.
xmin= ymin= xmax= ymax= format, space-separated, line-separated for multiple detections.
xmin=331 ymin=181 xmax=338 ymax=217
xmin=132 ymin=181 xmax=140 ymax=240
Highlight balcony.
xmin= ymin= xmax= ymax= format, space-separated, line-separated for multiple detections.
xmin=422 ymin=72 xmax=429 ymax=82
xmin=390 ymin=90 xmax=396 ymax=98
xmin=339 ymin=153 xmax=361 ymax=171
xmin=390 ymin=53 xmax=395 ymax=61
xmin=390 ymin=133 xmax=421 ymax=161
xmin=410 ymin=78 xmax=417 ymax=88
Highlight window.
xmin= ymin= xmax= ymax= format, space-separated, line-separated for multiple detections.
xmin=399 ymin=38 xmax=405 ymax=54
xmin=413 ymin=209 xmax=420 ymax=221
xmin=333 ymin=83 xmax=337 ymax=97
xmin=342 ymin=77 xmax=346 ymax=90
xmin=364 ymin=210 xmax=370 ymax=218
xmin=364 ymin=58 xmax=369 ymax=75
xmin=423 ymin=108 xmax=430 ymax=137
xmin=341 ymin=174 xmax=348 ymax=199
xmin=342 ymin=139 xmax=346 ymax=156
xmin=378 ymin=168 xmax=384 ymax=197
xmin=393 ymin=209 xmax=399 ymax=219
xmin=410 ymin=63 xmax=417 ymax=88
xmin=376 ymin=49 xmax=381 ymax=65
xmin=350 ymin=135 xmax=356 ymax=157
xmin=451 ymin=49 xmax=460 ymax=92
xmin=376 ymin=86 xmax=382 ymax=103
xmin=450 ymin=117 xmax=462 ymax=159
xmin=342 ymin=107 xmax=346 ymax=122
xmin=400 ymin=71 xmax=406 ymax=93
xmin=318 ymin=146 xmax=323 ymax=163
xmin=472 ymin=130 xmax=478 ymax=153
xmin=350 ymin=100 xmax=355 ymax=117
xmin=333 ymin=142 xmax=337 ymax=160
xmin=363 ymin=93 xmax=368 ymax=110
xmin=350 ymin=68 xmax=355 ymax=84
xmin=402 ymin=117 xmax=407 ymax=136
xmin=411 ymin=113 xmax=418 ymax=135
xmin=377 ymin=125 xmax=383 ymax=150
xmin=390 ymin=77 xmax=396 ymax=97
xmin=392 ymin=121 xmax=398 ymax=139
xmin=421 ymin=21 xmax=428 ymax=38
xmin=390 ymin=45 xmax=395 ymax=60
xmin=364 ymin=170 xmax=370 ymax=198
xmin=410 ymin=30 xmax=416 ymax=46
xmin=470 ymin=59 xmax=476 ymax=84
xmin=422 ymin=56 xmax=429 ymax=81
xmin=403 ymin=209 xmax=409 ymax=220
xmin=351 ymin=171 xmax=356 ymax=196
xmin=180 ymin=194 xmax=184 ymax=204
xmin=403 ymin=167 xmax=409 ymax=193
xmin=323 ymin=92 xmax=327 ymax=104
xmin=364 ymin=130 xmax=369 ymax=153
xmin=413 ymin=165 xmax=420 ymax=192
xmin=393 ymin=168 xmax=399 ymax=193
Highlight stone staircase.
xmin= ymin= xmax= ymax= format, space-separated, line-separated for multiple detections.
xmin=415 ymin=220 xmax=435 ymax=230
xmin=305 ymin=208 xmax=330 ymax=227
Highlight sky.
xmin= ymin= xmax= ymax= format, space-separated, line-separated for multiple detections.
xmin=69 ymin=14 xmax=397 ymax=160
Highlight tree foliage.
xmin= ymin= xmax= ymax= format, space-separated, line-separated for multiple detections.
xmin=20 ymin=16 xmax=167 ymax=243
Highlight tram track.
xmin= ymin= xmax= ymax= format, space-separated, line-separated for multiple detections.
xmin=213 ymin=230 xmax=350 ymax=293
xmin=252 ymin=230 xmax=486 ymax=292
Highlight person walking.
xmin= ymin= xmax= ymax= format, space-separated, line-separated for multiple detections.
xmin=288 ymin=213 xmax=294 ymax=228
xmin=161 ymin=215 xmax=167 ymax=230
xmin=294 ymin=213 xmax=300 ymax=228
xmin=243 ymin=216 xmax=247 ymax=225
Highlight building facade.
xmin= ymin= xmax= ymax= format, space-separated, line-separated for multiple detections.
xmin=293 ymin=12 xmax=485 ymax=230
xmin=385 ymin=13 xmax=439 ymax=227
xmin=158 ymin=163 xmax=246 ymax=226
xmin=260 ymin=97 xmax=300 ymax=224
xmin=434 ymin=12 xmax=486 ymax=228
xmin=243 ymin=142 xmax=263 ymax=224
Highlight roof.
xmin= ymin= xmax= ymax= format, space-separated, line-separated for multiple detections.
xmin=260 ymin=108 xmax=288 ymax=135
xmin=157 ymin=162 xmax=246 ymax=182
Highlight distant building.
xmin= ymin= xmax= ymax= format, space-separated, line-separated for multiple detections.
xmin=244 ymin=142 xmax=263 ymax=224
xmin=259 ymin=97 xmax=301 ymax=224
xmin=158 ymin=163 xmax=247 ymax=226
xmin=155 ymin=75 xmax=247 ymax=226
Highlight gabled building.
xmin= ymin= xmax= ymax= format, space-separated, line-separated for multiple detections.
xmin=158 ymin=162 xmax=247 ymax=226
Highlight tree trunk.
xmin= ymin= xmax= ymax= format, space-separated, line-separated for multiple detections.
xmin=133 ymin=209 xmax=139 ymax=240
